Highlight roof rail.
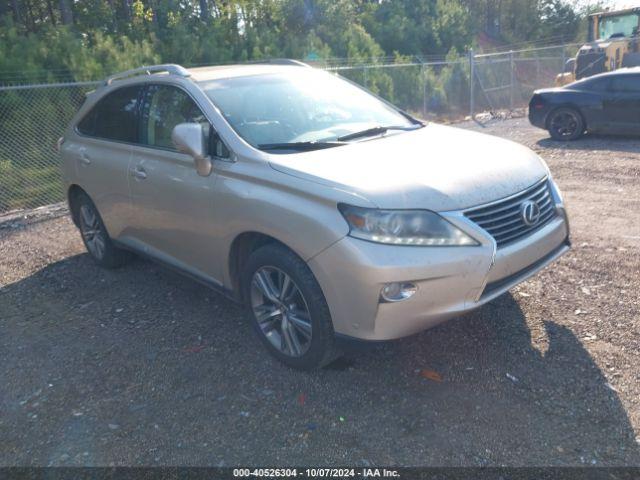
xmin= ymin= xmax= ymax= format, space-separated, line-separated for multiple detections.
xmin=105 ymin=64 xmax=191 ymax=85
xmin=248 ymin=59 xmax=310 ymax=67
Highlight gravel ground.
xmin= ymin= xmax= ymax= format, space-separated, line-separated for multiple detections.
xmin=1 ymin=117 xmax=639 ymax=467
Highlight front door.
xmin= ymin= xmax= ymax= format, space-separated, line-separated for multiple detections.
xmin=603 ymin=74 xmax=640 ymax=133
xmin=127 ymin=84 xmax=224 ymax=282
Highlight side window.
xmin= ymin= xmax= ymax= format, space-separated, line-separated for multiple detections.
xmin=610 ymin=75 xmax=640 ymax=93
xmin=140 ymin=85 xmax=231 ymax=158
xmin=77 ymin=86 xmax=142 ymax=142
xmin=141 ymin=85 xmax=206 ymax=149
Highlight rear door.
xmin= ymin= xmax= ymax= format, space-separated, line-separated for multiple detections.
xmin=602 ymin=74 xmax=640 ymax=132
xmin=71 ymin=85 xmax=143 ymax=238
xmin=127 ymin=83 xmax=229 ymax=282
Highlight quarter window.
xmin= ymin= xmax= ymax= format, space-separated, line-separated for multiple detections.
xmin=211 ymin=133 xmax=230 ymax=158
xmin=77 ymin=86 xmax=142 ymax=142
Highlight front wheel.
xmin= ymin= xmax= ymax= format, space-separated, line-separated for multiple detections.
xmin=241 ymin=244 xmax=340 ymax=370
xmin=547 ymin=107 xmax=584 ymax=141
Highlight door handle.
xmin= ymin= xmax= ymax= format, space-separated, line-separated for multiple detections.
xmin=79 ymin=152 xmax=91 ymax=165
xmin=131 ymin=166 xmax=147 ymax=180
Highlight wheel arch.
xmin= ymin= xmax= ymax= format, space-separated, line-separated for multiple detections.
xmin=227 ymin=231 xmax=298 ymax=301
xmin=67 ymin=184 xmax=88 ymax=227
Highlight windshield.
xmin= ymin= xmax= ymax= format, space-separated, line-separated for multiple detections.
xmin=566 ymin=75 xmax=609 ymax=91
xmin=199 ymin=70 xmax=417 ymax=149
xmin=598 ymin=13 xmax=640 ymax=39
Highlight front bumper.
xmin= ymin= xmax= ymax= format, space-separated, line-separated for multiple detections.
xmin=308 ymin=198 xmax=569 ymax=341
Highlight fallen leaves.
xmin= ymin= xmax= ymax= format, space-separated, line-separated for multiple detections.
xmin=183 ymin=345 xmax=205 ymax=353
xmin=420 ymin=369 xmax=443 ymax=383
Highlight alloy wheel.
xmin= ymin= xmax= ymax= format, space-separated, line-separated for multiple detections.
xmin=550 ymin=111 xmax=579 ymax=138
xmin=250 ymin=266 xmax=313 ymax=357
xmin=79 ymin=204 xmax=106 ymax=260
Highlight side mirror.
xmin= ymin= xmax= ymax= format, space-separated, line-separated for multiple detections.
xmin=171 ymin=123 xmax=212 ymax=177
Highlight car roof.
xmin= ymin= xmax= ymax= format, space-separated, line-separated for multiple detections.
xmin=565 ymin=67 xmax=640 ymax=88
xmin=101 ymin=61 xmax=313 ymax=89
xmin=188 ymin=63 xmax=310 ymax=83
xmin=586 ymin=67 xmax=640 ymax=80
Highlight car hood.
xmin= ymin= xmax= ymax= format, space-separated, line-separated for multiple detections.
xmin=268 ymin=123 xmax=549 ymax=211
xmin=534 ymin=87 xmax=564 ymax=94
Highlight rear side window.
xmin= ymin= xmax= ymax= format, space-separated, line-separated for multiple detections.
xmin=610 ymin=75 xmax=640 ymax=93
xmin=77 ymin=86 xmax=142 ymax=142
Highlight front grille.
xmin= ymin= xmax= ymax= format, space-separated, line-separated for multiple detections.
xmin=464 ymin=179 xmax=556 ymax=248
xmin=576 ymin=51 xmax=606 ymax=79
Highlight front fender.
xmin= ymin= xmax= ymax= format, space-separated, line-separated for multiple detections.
xmin=211 ymin=158 xmax=374 ymax=289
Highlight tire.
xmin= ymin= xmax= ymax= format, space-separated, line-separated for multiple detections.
xmin=73 ymin=191 xmax=133 ymax=269
xmin=547 ymin=107 xmax=585 ymax=141
xmin=241 ymin=243 xmax=341 ymax=370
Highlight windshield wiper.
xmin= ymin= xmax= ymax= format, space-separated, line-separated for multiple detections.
xmin=337 ymin=125 xmax=420 ymax=142
xmin=258 ymin=141 xmax=346 ymax=152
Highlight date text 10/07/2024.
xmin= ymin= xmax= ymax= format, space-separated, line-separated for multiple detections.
xmin=233 ymin=468 xmax=401 ymax=478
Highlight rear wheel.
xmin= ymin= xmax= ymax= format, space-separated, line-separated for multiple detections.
xmin=241 ymin=244 xmax=340 ymax=370
xmin=74 ymin=192 xmax=132 ymax=268
xmin=547 ymin=107 xmax=584 ymax=141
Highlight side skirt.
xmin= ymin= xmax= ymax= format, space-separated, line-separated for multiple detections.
xmin=113 ymin=239 xmax=240 ymax=304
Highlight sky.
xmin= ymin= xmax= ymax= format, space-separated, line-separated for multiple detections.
xmin=598 ymin=0 xmax=640 ymax=8
xmin=577 ymin=0 xmax=640 ymax=9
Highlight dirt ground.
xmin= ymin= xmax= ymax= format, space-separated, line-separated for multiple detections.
xmin=1 ymin=117 xmax=639 ymax=467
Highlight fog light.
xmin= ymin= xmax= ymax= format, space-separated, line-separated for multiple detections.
xmin=380 ymin=282 xmax=417 ymax=303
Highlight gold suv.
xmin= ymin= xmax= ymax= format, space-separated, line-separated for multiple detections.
xmin=60 ymin=62 xmax=570 ymax=369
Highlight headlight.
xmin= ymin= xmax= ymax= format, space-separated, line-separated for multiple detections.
xmin=548 ymin=177 xmax=564 ymax=205
xmin=338 ymin=204 xmax=479 ymax=246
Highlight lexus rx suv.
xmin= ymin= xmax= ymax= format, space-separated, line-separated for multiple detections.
xmin=60 ymin=61 xmax=570 ymax=369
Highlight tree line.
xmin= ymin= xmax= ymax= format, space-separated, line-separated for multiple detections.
xmin=0 ymin=0 xmax=605 ymax=84
xmin=0 ymin=0 xmax=609 ymax=212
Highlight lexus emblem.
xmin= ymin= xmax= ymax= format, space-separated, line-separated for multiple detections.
xmin=520 ymin=200 xmax=541 ymax=226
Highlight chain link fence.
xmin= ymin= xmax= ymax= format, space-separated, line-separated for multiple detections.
xmin=0 ymin=82 xmax=98 ymax=212
xmin=324 ymin=59 xmax=472 ymax=119
xmin=0 ymin=43 xmax=578 ymax=213
xmin=325 ymin=43 xmax=581 ymax=119
xmin=472 ymin=44 xmax=580 ymax=115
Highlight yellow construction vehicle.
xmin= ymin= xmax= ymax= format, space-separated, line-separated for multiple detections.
xmin=556 ymin=7 xmax=640 ymax=86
